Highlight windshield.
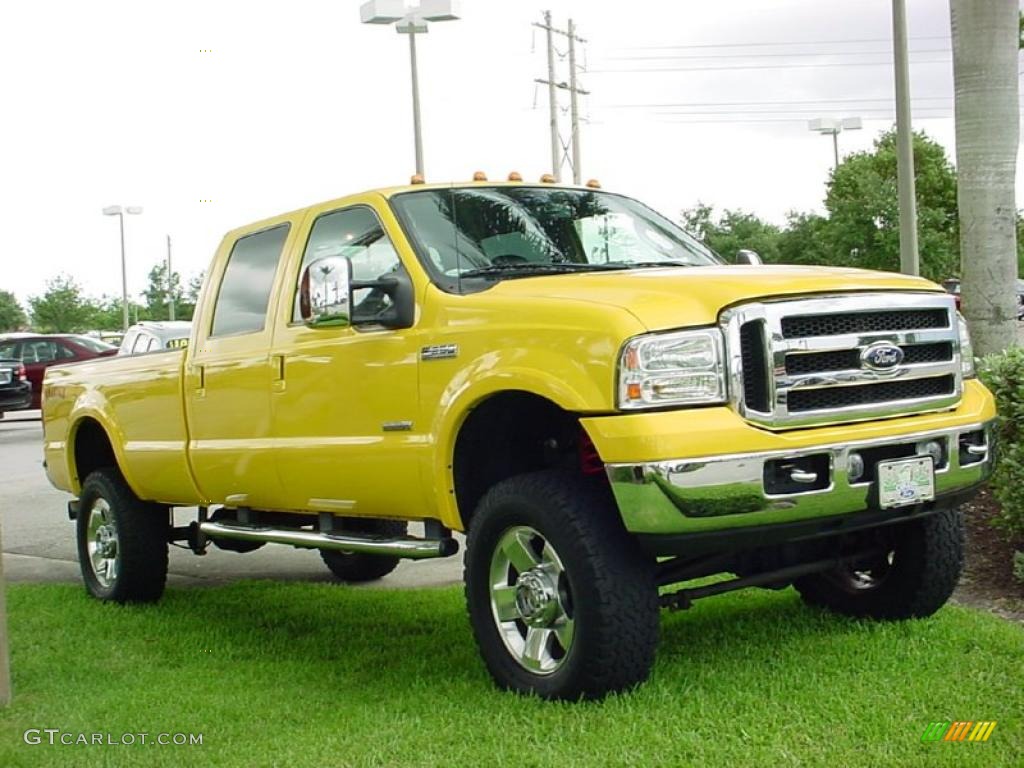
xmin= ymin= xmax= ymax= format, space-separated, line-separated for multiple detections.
xmin=390 ymin=186 xmax=719 ymax=292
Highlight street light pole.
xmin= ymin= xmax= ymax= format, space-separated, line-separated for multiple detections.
xmin=407 ymin=25 xmax=425 ymax=176
xmin=808 ymin=117 xmax=863 ymax=169
xmin=167 ymin=235 xmax=175 ymax=321
xmin=361 ymin=1 xmax=460 ymax=178
xmin=103 ymin=205 xmax=143 ymax=332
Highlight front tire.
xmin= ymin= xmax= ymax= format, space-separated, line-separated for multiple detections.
xmin=76 ymin=468 xmax=169 ymax=603
xmin=464 ymin=470 xmax=659 ymax=700
xmin=794 ymin=506 xmax=964 ymax=619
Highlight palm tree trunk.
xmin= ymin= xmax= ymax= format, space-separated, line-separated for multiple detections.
xmin=951 ymin=0 xmax=1019 ymax=355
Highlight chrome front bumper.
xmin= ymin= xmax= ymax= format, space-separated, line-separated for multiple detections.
xmin=606 ymin=421 xmax=992 ymax=535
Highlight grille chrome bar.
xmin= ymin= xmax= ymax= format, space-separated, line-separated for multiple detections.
xmin=722 ymin=292 xmax=962 ymax=429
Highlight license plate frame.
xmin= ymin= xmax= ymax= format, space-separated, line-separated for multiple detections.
xmin=0 ymin=370 xmax=10 ymax=385
xmin=877 ymin=456 xmax=935 ymax=509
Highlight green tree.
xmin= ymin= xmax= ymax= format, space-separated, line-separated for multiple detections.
xmin=28 ymin=275 xmax=95 ymax=333
xmin=820 ymin=129 xmax=960 ymax=282
xmin=177 ymin=272 xmax=205 ymax=321
xmin=140 ymin=262 xmax=187 ymax=321
xmin=680 ymin=203 xmax=782 ymax=263
xmin=0 ymin=291 xmax=27 ymax=331
xmin=777 ymin=212 xmax=830 ymax=266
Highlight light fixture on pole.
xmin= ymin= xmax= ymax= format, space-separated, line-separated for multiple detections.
xmin=808 ymin=117 xmax=863 ymax=168
xmin=360 ymin=0 xmax=461 ymax=177
xmin=102 ymin=205 xmax=143 ymax=332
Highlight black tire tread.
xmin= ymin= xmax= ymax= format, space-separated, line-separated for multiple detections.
xmin=77 ymin=467 xmax=168 ymax=603
xmin=795 ymin=506 xmax=964 ymax=619
xmin=464 ymin=470 xmax=658 ymax=700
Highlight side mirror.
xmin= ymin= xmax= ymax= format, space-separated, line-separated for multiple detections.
xmin=300 ymin=256 xmax=352 ymax=328
xmin=735 ymin=249 xmax=763 ymax=265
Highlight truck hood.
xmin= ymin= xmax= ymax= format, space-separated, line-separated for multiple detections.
xmin=488 ymin=264 xmax=942 ymax=331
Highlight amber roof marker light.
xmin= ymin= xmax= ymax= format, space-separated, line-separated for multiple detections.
xmin=507 ymin=171 xmax=523 ymax=181
xmin=585 ymin=179 xmax=601 ymax=189
xmin=472 ymin=171 xmax=488 ymax=181
xmin=410 ymin=174 xmax=426 ymax=185
xmin=540 ymin=173 xmax=556 ymax=183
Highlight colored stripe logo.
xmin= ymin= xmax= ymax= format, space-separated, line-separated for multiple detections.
xmin=921 ymin=721 xmax=997 ymax=742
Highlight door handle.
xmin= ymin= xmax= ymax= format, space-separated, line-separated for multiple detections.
xmin=194 ymin=364 xmax=205 ymax=397
xmin=272 ymin=354 xmax=286 ymax=392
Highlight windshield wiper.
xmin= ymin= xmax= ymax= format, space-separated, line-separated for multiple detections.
xmin=602 ymin=260 xmax=694 ymax=269
xmin=459 ymin=262 xmax=622 ymax=279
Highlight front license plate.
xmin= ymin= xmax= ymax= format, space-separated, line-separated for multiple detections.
xmin=877 ymin=456 xmax=935 ymax=509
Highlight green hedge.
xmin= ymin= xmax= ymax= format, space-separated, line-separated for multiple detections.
xmin=978 ymin=348 xmax=1024 ymax=537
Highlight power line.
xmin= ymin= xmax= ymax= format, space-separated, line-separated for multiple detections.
xmin=590 ymin=59 xmax=950 ymax=74
xmin=614 ymin=35 xmax=950 ymax=51
xmin=599 ymin=96 xmax=952 ymax=108
xmin=653 ymin=115 xmax=953 ymax=125
xmin=604 ymin=48 xmax=949 ymax=61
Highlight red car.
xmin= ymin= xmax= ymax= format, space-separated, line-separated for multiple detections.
xmin=0 ymin=334 xmax=117 ymax=409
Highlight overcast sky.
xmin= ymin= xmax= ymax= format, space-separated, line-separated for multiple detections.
xmin=1 ymin=0 xmax=1019 ymax=307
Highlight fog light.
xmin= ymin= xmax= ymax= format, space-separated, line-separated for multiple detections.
xmin=916 ymin=440 xmax=943 ymax=467
xmin=847 ymin=452 xmax=864 ymax=483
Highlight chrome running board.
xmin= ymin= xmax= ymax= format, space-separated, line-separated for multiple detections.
xmin=198 ymin=521 xmax=458 ymax=559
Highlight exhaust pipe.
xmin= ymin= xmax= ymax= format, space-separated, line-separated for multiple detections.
xmin=198 ymin=521 xmax=458 ymax=560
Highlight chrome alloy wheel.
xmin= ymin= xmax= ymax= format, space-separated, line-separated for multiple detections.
xmin=489 ymin=526 xmax=575 ymax=675
xmin=86 ymin=498 xmax=119 ymax=588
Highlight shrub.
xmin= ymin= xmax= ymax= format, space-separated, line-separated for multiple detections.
xmin=978 ymin=347 xmax=1024 ymax=536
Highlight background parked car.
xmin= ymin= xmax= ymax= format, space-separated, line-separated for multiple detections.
xmin=118 ymin=321 xmax=192 ymax=355
xmin=0 ymin=334 xmax=118 ymax=409
xmin=0 ymin=357 xmax=31 ymax=417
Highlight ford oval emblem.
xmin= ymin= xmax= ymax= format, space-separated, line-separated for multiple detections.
xmin=861 ymin=342 xmax=904 ymax=372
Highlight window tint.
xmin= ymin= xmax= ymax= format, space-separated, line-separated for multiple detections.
xmin=211 ymin=224 xmax=290 ymax=336
xmin=0 ymin=341 xmax=19 ymax=359
xmin=56 ymin=344 xmax=76 ymax=360
xmin=72 ymin=336 xmax=117 ymax=353
xmin=22 ymin=340 xmax=59 ymax=363
xmin=293 ymin=208 xmax=402 ymax=323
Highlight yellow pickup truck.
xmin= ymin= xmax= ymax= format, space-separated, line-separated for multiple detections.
xmin=43 ymin=178 xmax=994 ymax=700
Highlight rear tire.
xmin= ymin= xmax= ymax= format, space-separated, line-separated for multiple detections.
xmin=76 ymin=468 xmax=169 ymax=603
xmin=794 ymin=507 xmax=964 ymax=619
xmin=464 ymin=470 xmax=659 ymax=701
xmin=319 ymin=518 xmax=407 ymax=582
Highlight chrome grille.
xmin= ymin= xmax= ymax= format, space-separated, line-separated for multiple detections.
xmin=722 ymin=293 xmax=962 ymax=429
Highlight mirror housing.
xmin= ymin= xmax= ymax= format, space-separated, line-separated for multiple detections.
xmin=300 ymin=256 xmax=352 ymax=328
xmin=299 ymin=256 xmax=416 ymax=330
xmin=735 ymin=249 xmax=763 ymax=265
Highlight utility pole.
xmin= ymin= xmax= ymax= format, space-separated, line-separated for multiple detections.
xmin=534 ymin=12 xmax=588 ymax=183
xmin=892 ymin=0 xmax=920 ymax=275
xmin=567 ymin=19 xmax=582 ymax=184
xmin=543 ymin=11 xmax=560 ymax=181
xmin=166 ymin=235 xmax=175 ymax=321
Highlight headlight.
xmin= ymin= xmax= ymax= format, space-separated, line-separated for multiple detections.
xmin=957 ymin=312 xmax=975 ymax=378
xmin=618 ymin=328 xmax=726 ymax=409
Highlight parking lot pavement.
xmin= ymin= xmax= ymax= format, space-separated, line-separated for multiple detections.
xmin=0 ymin=411 xmax=462 ymax=590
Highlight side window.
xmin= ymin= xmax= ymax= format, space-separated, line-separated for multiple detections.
xmin=131 ymin=334 xmax=151 ymax=354
xmin=211 ymin=224 xmax=290 ymax=337
xmin=0 ymin=341 xmax=19 ymax=359
xmin=293 ymin=208 xmax=402 ymax=323
xmin=119 ymin=331 xmax=138 ymax=355
xmin=146 ymin=336 xmax=161 ymax=352
xmin=57 ymin=344 xmax=76 ymax=360
xmin=24 ymin=341 xmax=58 ymax=363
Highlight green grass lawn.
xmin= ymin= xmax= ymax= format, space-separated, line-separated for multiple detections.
xmin=0 ymin=581 xmax=1021 ymax=768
